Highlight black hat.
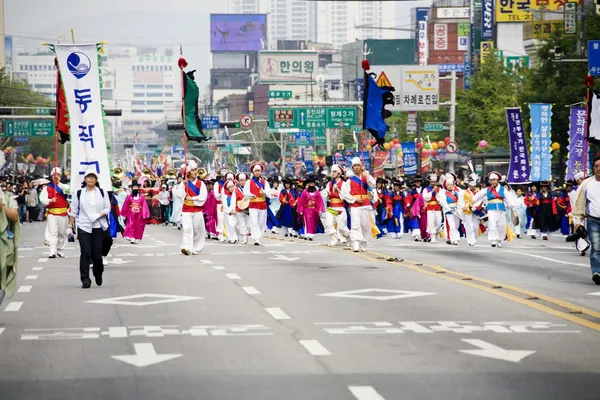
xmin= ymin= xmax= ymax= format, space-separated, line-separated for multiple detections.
xmin=131 ymin=180 xmax=139 ymax=187
xmin=566 ymin=180 xmax=575 ymax=186
xmin=413 ymin=176 xmax=423 ymax=182
xmin=540 ymin=180 xmax=550 ymax=186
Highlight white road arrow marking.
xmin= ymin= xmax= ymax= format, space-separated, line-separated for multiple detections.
xmin=587 ymin=291 xmax=600 ymax=297
xmin=459 ymin=339 xmax=536 ymax=363
xmin=109 ymin=258 xmax=132 ymax=265
xmin=269 ymin=254 xmax=300 ymax=262
xmin=111 ymin=343 xmax=182 ymax=367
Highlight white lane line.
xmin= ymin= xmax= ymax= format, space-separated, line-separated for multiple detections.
xmin=299 ymin=339 xmax=331 ymax=356
xmin=4 ymin=302 xmax=23 ymax=312
xmin=242 ymin=287 xmax=261 ymax=295
xmin=200 ymin=259 xmax=213 ymax=265
xmin=265 ymin=307 xmax=291 ymax=320
xmin=17 ymin=285 xmax=32 ymax=293
xmin=0 ymin=327 xmax=4 ymax=336
xmin=37 ymin=258 xmax=48 ymax=263
xmin=212 ymin=266 xmax=226 ymax=270
xmin=505 ymin=250 xmax=589 ymax=267
xmin=348 ymin=386 xmax=386 ymax=400
xmin=25 ymin=275 xmax=38 ymax=280
xmin=225 ymin=273 xmax=241 ymax=280
xmin=32 ymin=267 xmax=43 ymax=271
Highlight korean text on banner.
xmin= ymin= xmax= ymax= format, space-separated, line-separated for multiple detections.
xmin=434 ymin=24 xmax=448 ymax=51
xmin=258 ymin=51 xmax=318 ymax=84
xmin=566 ymin=107 xmax=588 ymax=180
xmin=401 ymin=142 xmax=417 ymax=175
xmin=482 ymin=0 xmax=495 ymax=40
xmin=52 ymin=44 xmax=110 ymax=193
xmin=529 ymin=103 xmax=552 ymax=182
xmin=373 ymin=151 xmax=389 ymax=178
xmin=496 ymin=0 xmax=571 ymax=23
xmin=506 ymin=108 xmax=530 ymax=185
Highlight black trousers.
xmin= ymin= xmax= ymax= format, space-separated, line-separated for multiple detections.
xmin=160 ymin=204 xmax=169 ymax=223
xmin=101 ymin=229 xmax=113 ymax=257
xmin=27 ymin=206 xmax=38 ymax=221
xmin=78 ymin=228 xmax=104 ymax=283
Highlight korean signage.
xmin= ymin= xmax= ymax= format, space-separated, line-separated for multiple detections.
xmin=482 ymin=0 xmax=495 ymax=39
xmin=505 ymin=56 xmax=530 ymax=75
xmin=438 ymin=64 xmax=464 ymax=73
xmin=418 ymin=20 xmax=429 ymax=65
xmin=53 ymin=44 xmax=111 ymax=192
xmin=258 ymin=51 xmax=318 ymax=84
xmin=457 ymin=23 xmax=469 ymax=51
xmin=369 ymin=65 xmax=439 ymax=111
xmin=434 ymin=24 xmax=448 ymax=51
xmin=402 ymin=142 xmax=418 ymax=175
xmin=496 ymin=0 xmax=578 ymax=23
xmin=436 ymin=7 xmax=470 ymax=19
xmin=589 ymin=41 xmax=600 ymax=77
xmin=415 ymin=8 xmax=429 ymax=66
xmin=529 ymin=104 xmax=552 ymax=181
xmin=564 ymin=3 xmax=577 ymax=34
xmin=480 ymin=41 xmax=494 ymax=63
xmin=532 ymin=21 xmax=562 ymax=39
xmin=201 ymin=115 xmax=220 ymax=129
xmin=567 ymin=107 xmax=588 ymax=180
xmin=268 ymin=90 xmax=293 ymax=99
xmin=506 ymin=107 xmax=530 ymax=184
xmin=463 ymin=53 xmax=472 ymax=90
xmin=373 ymin=151 xmax=389 ymax=178
xmin=270 ymin=107 xmax=357 ymax=130
xmin=1 ymin=120 xmax=55 ymax=137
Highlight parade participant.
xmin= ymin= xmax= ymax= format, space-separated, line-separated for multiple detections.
xmin=341 ymin=157 xmax=376 ymax=252
xmin=121 ymin=180 xmax=150 ymax=244
xmin=102 ymin=189 xmax=123 ymax=267
xmin=213 ymin=168 xmax=227 ymax=242
xmin=525 ymin=183 xmax=541 ymax=238
xmin=40 ymin=167 xmax=69 ymax=258
xmin=0 ymin=185 xmax=21 ymax=306
xmin=297 ymin=176 xmax=326 ymax=241
xmin=277 ymin=179 xmax=298 ymax=237
xmin=222 ymin=180 xmax=239 ymax=244
xmin=557 ymin=182 xmax=572 ymax=235
xmin=375 ymin=178 xmax=392 ymax=236
xmin=170 ymin=175 xmax=184 ymax=229
xmin=235 ymin=173 xmax=250 ymax=244
xmin=422 ymin=173 xmax=442 ymax=243
xmin=269 ymin=179 xmax=282 ymax=234
xmin=323 ymin=165 xmax=351 ymax=246
xmin=69 ymin=169 xmax=111 ymax=289
xmin=388 ymin=180 xmax=405 ymax=239
xmin=470 ymin=171 xmax=515 ymax=248
xmin=462 ymin=176 xmax=479 ymax=246
xmin=158 ymin=184 xmax=171 ymax=225
xmin=440 ymin=174 xmax=463 ymax=245
xmin=408 ymin=177 xmax=426 ymax=241
xmin=243 ymin=162 xmax=273 ymax=245
xmin=538 ymin=181 xmax=557 ymax=240
xmin=204 ymin=179 xmax=218 ymax=239
xmin=511 ymin=188 xmax=528 ymax=238
xmin=173 ymin=161 xmax=208 ymax=255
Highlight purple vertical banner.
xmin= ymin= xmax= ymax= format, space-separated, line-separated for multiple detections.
xmin=567 ymin=106 xmax=588 ymax=180
xmin=506 ymin=107 xmax=531 ymax=185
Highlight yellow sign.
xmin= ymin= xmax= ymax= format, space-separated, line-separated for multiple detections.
xmin=480 ymin=41 xmax=494 ymax=63
xmin=376 ymin=71 xmax=392 ymax=87
xmin=496 ymin=0 xmax=580 ymax=23
xmin=532 ymin=20 xmax=563 ymax=38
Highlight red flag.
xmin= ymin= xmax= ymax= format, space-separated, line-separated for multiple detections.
xmin=55 ymin=59 xmax=69 ymax=143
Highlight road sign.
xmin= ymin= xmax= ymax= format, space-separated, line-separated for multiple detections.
xmin=375 ymin=71 xmax=392 ymax=87
xmin=589 ymin=40 xmax=600 ymax=77
xmin=406 ymin=122 xmax=417 ymax=135
xmin=446 ymin=141 xmax=458 ymax=153
xmin=201 ymin=115 xmax=220 ymax=129
xmin=424 ymin=123 xmax=445 ymax=132
xmin=270 ymin=107 xmax=357 ymax=130
xmin=369 ymin=65 xmax=439 ymax=111
xmin=240 ymin=114 xmax=253 ymax=128
xmin=268 ymin=90 xmax=292 ymax=99
xmin=2 ymin=120 xmax=55 ymax=137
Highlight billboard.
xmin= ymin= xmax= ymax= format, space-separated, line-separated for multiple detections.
xmin=210 ymin=14 xmax=267 ymax=52
xmin=258 ymin=51 xmax=318 ymax=84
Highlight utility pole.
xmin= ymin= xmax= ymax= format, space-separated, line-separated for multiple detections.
xmin=416 ymin=112 xmax=422 ymax=173
xmin=448 ymin=70 xmax=457 ymax=172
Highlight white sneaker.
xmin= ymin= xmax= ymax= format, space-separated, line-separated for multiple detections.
xmin=57 ymin=251 xmax=65 ymax=258
xmin=135 ymin=239 xmax=141 ymax=244
xmin=497 ymin=241 xmax=503 ymax=248
xmin=191 ymin=250 xmax=200 ymax=255
xmin=102 ymin=256 xmax=108 ymax=266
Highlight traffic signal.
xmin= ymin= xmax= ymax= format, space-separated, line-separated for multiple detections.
xmin=220 ymin=121 xmax=240 ymax=129
xmin=363 ymin=71 xmax=395 ymax=146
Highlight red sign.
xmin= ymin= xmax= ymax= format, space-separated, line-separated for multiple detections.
xmin=446 ymin=141 xmax=458 ymax=153
xmin=373 ymin=151 xmax=389 ymax=178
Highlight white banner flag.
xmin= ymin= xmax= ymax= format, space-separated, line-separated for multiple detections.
xmin=52 ymin=44 xmax=111 ymax=193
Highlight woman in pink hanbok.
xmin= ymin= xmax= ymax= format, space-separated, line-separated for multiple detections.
xmin=204 ymin=180 xmax=218 ymax=239
xmin=296 ymin=177 xmax=325 ymax=241
xmin=121 ymin=180 xmax=150 ymax=244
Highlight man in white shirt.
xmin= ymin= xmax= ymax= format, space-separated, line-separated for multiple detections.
xmin=157 ymin=184 xmax=171 ymax=225
xmin=572 ymin=157 xmax=600 ymax=285
xmin=69 ymin=169 xmax=111 ymax=289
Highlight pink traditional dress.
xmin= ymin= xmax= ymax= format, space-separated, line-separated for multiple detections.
xmin=297 ymin=189 xmax=326 ymax=236
xmin=121 ymin=194 xmax=150 ymax=241
xmin=204 ymin=190 xmax=218 ymax=237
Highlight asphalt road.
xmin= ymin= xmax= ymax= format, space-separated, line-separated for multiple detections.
xmin=1 ymin=224 xmax=599 ymax=400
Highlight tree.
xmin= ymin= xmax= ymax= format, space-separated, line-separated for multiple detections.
xmin=454 ymin=52 xmax=522 ymax=152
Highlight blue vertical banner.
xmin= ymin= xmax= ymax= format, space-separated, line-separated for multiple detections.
xmin=529 ymin=103 xmax=552 ymax=181
xmin=401 ymin=142 xmax=417 ymax=175
xmin=463 ymin=53 xmax=471 ymax=90
xmin=481 ymin=0 xmax=495 ymax=40
xmin=566 ymin=106 xmax=588 ymax=180
xmin=506 ymin=108 xmax=531 ymax=185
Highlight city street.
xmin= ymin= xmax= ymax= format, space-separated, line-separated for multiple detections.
xmin=1 ymin=225 xmax=599 ymax=400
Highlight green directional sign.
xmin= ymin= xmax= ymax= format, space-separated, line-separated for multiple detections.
xmin=2 ymin=120 xmax=55 ymax=137
xmin=268 ymin=90 xmax=293 ymax=99
xmin=423 ymin=123 xmax=446 ymax=132
xmin=315 ymin=128 xmax=326 ymax=146
xmin=270 ymin=107 xmax=357 ymax=130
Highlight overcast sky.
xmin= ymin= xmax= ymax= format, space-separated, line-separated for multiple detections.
xmin=5 ymin=0 xmax=227 ymax=91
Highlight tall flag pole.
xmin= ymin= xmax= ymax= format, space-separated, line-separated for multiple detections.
xmin=178 ymin=52 xmax=188 ymax=180
xmin=585 ymin=75 xmax=595 ymax=177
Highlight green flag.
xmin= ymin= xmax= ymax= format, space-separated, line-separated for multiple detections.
xmin=182 ymin=70 xmax=209 ymax=142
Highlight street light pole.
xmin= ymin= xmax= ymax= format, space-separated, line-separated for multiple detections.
xmin=448 ymin=71 xmax=457 ymax=172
